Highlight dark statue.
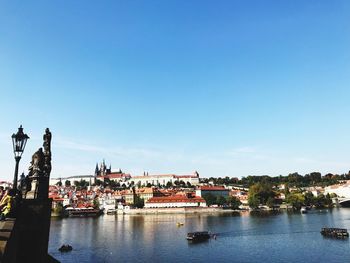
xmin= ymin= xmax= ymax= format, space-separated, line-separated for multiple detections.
xmin=28 ymin=148 xmax=45 ymax=178
xmin=24 ymin=128 xmax=52 ymax=199
xmin=43 ymin=128 xmax=52 ymax=177
xmin=43 ymin=128 xmax=51 ymax=153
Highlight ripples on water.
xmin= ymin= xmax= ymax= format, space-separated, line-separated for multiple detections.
xmin=49 ymin=209 xmax=350 ymax=263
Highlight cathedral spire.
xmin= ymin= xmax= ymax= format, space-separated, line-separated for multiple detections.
xmin=95 ymin=163 xmax=99 ymax=176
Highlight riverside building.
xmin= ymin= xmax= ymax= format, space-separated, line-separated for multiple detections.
xmin=145 ymin=193 xmax=206 ymax=208
xmin=195 ymin=186 xmax=230 ymax=197
xmin=131 ymin=171 xmax=200 ymax=187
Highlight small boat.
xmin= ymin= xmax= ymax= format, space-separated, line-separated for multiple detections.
xmin=186 ymin=231 xmax=211 ymax=241
xmin=58 ymin=244 xmax=73 ymax=252
xmin=321 ymin=228 xmax=349 ymax=238
xmin=176 ymin=222 xmax=184 ymax=226
xmin=65 ymin=207 xmax=103 ymax=217
xmin=106 ymin=209 xmax=117 ymax=215
xmin=103 ymin=199 xmax=117 ymax=214
xmin=300 ymin=207 xmax=307 ymax=214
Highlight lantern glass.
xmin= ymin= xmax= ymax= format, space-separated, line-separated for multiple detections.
xmin=12 ymin=125 xmax=29 ymax=159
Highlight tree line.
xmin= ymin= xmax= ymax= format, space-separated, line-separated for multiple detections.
xmin=200 ymin=171 xmax=350 ymax=188
xmin=202 ymin=193 xmax=241 ymax=209
xmin=247 ymin=182 xmax=335 ymax=210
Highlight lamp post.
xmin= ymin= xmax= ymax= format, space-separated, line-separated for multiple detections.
xmin=12 ymin=125 xmax=29 ymax=190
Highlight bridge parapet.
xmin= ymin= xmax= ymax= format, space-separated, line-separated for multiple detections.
xmin=0 ymin=219 xmax=17 ymax=262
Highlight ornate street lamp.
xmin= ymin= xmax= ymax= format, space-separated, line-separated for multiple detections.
xmin=12 ymin=125 xmax=29 ymax=190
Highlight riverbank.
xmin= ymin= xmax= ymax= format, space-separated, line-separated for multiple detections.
xmin=118 ymin=207 xmax=241 ymax=215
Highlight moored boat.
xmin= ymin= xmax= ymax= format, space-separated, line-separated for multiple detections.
xmin=58 ymin=244 xmax=73 ymax=252
xmin=321 ymin=228 xmax=349 ymax=238
xmin=300 ymin=207 xmax=307 ymax=214
xmin=102 ymin=199 xmax=117 ymax=214
xmin=65 ymin=207 xmax=103 ymax=217
xmin=186 ymin=231 xmax=211 ymax=241
xmin=106 ymin=209 xmax=117 ymax=215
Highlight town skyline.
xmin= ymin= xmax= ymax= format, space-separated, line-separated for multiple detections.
xmin=1 ymin=1 xmax=350 ymax=180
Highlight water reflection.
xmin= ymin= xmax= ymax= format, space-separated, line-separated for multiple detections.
xmin=49 ymin=209 xmax=350 ymax=263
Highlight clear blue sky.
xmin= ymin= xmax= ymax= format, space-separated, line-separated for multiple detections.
xmin=1 ymin=0 xmax=350 ymax=180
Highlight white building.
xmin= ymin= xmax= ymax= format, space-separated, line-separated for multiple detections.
xmin=145 ymin=195 xmax=206 ymax=208
xmin=325 ymin=181 xmax=350 ymax=198
xmin=131 ymin=171 xmax=200 ymax=187
xmin=50 ymin=175 xmax=95 ymax=186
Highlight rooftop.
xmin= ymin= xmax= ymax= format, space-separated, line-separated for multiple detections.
xmin=147 ymin=195 xmax=205 ymax=203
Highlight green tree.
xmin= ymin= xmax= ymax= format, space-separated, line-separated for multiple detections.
xmin=65 ymin=180 xmax=71 ymax=187
xmin=284 ymin=185 xmax=290 ymax=195
xmin=248 ymin=182 xmax=275 ymax=205
xmin=80 ymin=179 xmax=89 ymax=189
xmin=134 ymin=196 xmax=145 ymax=208
xmin=304 ymin=192 xmax=315 ymax=206
xmin=216 ymin=196 xmax=226 ymax=206
xmin=179 ymin=180 xmax=186 ymax=187
xmin=314 ymin=194 xmax=333 ymax=208
xmin=226 ymin=196 xmax=241 ymax=209
xmin=287 ymin=173 xmax=304 ymax=187
xmin=93 ymin=198 xmax=100 ymax=209
xmin=74 ymin=179 xmax=89 ymax=189
xmin=248 ymin=195 xmax=259 ymax=209
xmin=95 ymin=179 xmax=103 ymax=186
xmin=325 ymin=193 xmax=333 ymax=207
xmin=203 ymin=193 xmax=216 ymax=206
xmin=103 ymin=178 xmax=111 ymax=187
xmin=286 ymin=193 xmax=305 ymax=210
xmin=109 ymin=180 xmax=118 ymax=189
xmin=266 ymin=197 xmax=275 ymax=208
xmin=56 ymin=181 xmax=62 ymax=187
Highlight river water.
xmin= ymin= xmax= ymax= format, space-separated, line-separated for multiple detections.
xmin=49 ymin=209 xmax=350 ymax=262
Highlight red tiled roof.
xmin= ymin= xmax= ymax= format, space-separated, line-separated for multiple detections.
xmin=132 ymin=173 xmax=199 ymax=179
xmin=174 ymin=175 xmax=198 ymax=179
xmin=199 ymin=186 xmax=229 ymax=191
xmin=147 ymin=195 xmax=205 ymax=203
xmin=109 ymin=175 xmax=123 ymax=179
xmin=136 ymin=187 xmax=159 ymax=194
xmin=52 ymin=198 xmax=64 ymax=201
xmin=131 ymin=174 xmax=175 ymax=179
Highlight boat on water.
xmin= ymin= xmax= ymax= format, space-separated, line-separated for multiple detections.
xmin=300 ymin=207 xmax=307 ymax=214
xmin=106 ymin=209 xmax=117 ymax=215
xmin=102 ymin=199 xmax=117 ymax=214
xmin=58 ymin=244 xmax=73 ymax=252
xmin=321 ymin=228 xmax=349 ymax=238
xmin=186 ymin=231 xmax=211 ymax=241
xmin=176 ymin=222 xmax=184 ymax=226
xmin=65 ymin=207 xmax=103 ymax=217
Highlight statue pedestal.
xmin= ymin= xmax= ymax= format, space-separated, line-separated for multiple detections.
xmin=23 ymin=177 xmax=39 ymax=199
xmin=15 ymin=199 xmax=52 ymax=262
xmin=24 ymin=176 xmax=48 ymax=200
xmin=25 ymin=188 xmax=37 ymax=199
